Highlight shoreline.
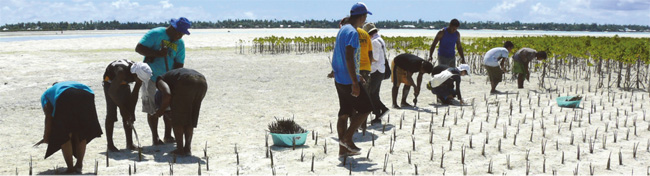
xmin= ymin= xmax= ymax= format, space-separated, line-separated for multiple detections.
xmin=2 ymin=28 xmax=649 ymax=38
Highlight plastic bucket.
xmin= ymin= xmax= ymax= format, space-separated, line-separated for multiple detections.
xmin=270 ymin=132 xmax=309 ymax=147
xmin=556 ymin=96 xmax=582 ymax=108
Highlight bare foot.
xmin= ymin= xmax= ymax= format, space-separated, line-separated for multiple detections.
xmin=339 ymin=141 xmax=361 ymax=153
xmin=73 ymin=163 xmax=83 ymax=174
xmin=126 ymin=144 xmax=138 ymax=151
xmin=107 ymin=145 xmax=119 ymax=152
xmin=170 ymin=148 xmax=186 ymax=156
xmin=153 ymin=139 xmax=164 ymax=145
xmin=163 ymin=136 xmax=175 ymax=143
xmin=65 ymin=168 xmax=76 ymax=174
xmin=184 ymin=147 xmax=192 ymax=156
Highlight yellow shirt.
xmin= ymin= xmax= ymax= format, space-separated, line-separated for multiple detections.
xmin=357 ymin=28 xmax=373 ymax=71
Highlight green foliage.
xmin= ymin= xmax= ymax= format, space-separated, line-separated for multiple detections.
xmin=465 ymin=36 xmax=649 ymax=64
xmin=268 ymin=118 xmax=307 ymax=134
xmin=251 ymin=35 xmax=648 ymax=65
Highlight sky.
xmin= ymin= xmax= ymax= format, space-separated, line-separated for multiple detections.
xmin=1 ymin=0 xmax=649 ymax=26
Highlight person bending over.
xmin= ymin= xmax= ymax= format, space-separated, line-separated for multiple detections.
xmin=391 ymin=53 xmax=434 ymax=108
xmin=483 ymin=41 xmax=514 ymax=93
xmin=103 ymin=60 xmax=152 ymax=152
xmin=151 ymin=68 xmax=208 ymax=156
xmin=37 ymin=81 xmax=103 ymax=174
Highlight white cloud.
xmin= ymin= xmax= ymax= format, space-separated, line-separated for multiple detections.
xmin=530 ymin=2 xmax=552 ymax=15
xmin=490 ymin=0 xmax=526 ymax=13
xmin=160 ymin=0 xmax=173 ymax=9
xmin=111 ymin=0 xmax=139 ymax=9
xmin=462 ymin=0 xmax=528 ymax=22
xmin=244 ymin=11 xmax=256 ymax=19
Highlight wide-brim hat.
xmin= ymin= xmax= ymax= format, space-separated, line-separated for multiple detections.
xmin=363 ymin=22 xmax=378 ymax=34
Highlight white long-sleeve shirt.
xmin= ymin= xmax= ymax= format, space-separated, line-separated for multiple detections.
xmin=370 ymin=34 xmax=387 ymax=73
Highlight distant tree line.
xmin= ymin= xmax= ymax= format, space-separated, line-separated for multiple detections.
xmin=2 ymin=19 xmax=648 ymax=32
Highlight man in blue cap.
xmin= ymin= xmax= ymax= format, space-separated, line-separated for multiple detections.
xmin=135 ymin=17 xmax=191 ymax=146
xmin=331 ymin=2 xmax=372 ymax=157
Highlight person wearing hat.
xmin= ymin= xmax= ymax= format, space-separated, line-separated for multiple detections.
xmin=331 ymin=2 xmax=372 ymax=157
xmin=36 ymin=81 xmax=103 ymax=174
xmin=135 ymin=17 xmax=191 ymax=146
xmin=102 ymin=59 xmax=152 ymax=152
xmin=427 ymin=64 xmax=469 ymax=105
xmin=364 ymin=22 xmax=389 ymax=124
xmin=512 ymin=48 xmax=547 ymax=89
xmin=483 ymin=41 xmax=514 ymax=93
xmin=428 ymin=19 xmax=466 ymax=67
xmin=150 ymin=68 xmax=208 ymax=156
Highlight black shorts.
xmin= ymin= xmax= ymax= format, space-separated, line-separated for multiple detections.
xmin=335 ymin=82 xmax=373 ymax=117
xmin=46 ymin=88 xmax=103 ymax=159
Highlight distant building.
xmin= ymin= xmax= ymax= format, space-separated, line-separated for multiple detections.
xmin=624 ymin=28 xmax=637 ymax=32
xmin=401 ymin=25 xmax=416 ymax=28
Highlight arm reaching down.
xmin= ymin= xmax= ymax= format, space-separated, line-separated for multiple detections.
xmin=152 ymin=80 xmax=172 ymax=118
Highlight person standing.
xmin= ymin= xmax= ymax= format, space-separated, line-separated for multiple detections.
xmin=103 ymin=60 xmax=152 ymax=152
xmin=36 ymin=81 xmax=103 ymax=174
xmin=357 ymin=26 xmax=374 ymax=92
xmin=357 ymin=24 xmax=375 ymax=130
xmin=151 ymin=68 xmax=207 ymax=156
xmin=135 ymin=17 xmax=191 ymax=145
xmin=512 ymin=48 xmax=547 ymax=89
xmin=428 ymin=19 xmax=466 ymax=67
xmin=331 ymin=2 xmax=373 ymax=157
xmin=363 ymin=22 xmax=389 ymax=123
xmin=483 ymin=41 xmax=514 ymax=93
xmin=391 ymin=53 xmax=434 ymax=108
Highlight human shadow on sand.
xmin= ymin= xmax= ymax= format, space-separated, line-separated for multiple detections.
xmin=428 ymin=100 xmax=473 ymax=108
xmin=102 ymin=148 xmax=151 ymax=162
xmin=396 ymin=106 xmax=435 ymax=114
xmin=367 ymin=123 xmax=395 ymax=132
xmin=154 ymin=153 xmax=204 ymax=164
xmin=337 ymin=157 xmax=379 ymax=172
xmin=37 ymin=167 xmax=94 ymax=175
xmin=489 ymin=91 xmax=518 ymax=95
xmin=104 ymin=144 xmax=204 ymax=164
xmin=269 ymin=144 xmax=312 ymax=152
xmin=329 ymin=131 xmax=380 ymax=143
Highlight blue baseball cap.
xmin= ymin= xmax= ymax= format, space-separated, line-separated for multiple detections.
xmin=350 ymin=2 xmax=372 ymax=16
xmin=170 ymin=17 xmax=191 ymax=35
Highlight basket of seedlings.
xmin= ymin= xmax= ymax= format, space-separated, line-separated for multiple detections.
xmin=268 ymin=118 xmax=309 ymax=147
xmin=556 ymin=95 xmax=583 ymax=108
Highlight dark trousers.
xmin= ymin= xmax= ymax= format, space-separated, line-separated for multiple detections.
xmin=369 ymin=71 xmax=387 ymax=116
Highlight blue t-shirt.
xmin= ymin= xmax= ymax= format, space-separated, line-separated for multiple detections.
xmin=331 ymin=24 xmax=360 ymax=85
xmin=138 ymin=27 xmax=186 ymax=82
xmin=41 ymin=81 xmax=94 ymax=117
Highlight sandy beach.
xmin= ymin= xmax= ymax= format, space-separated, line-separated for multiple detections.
xmin=0 ymin=29 xmax=649 ymax=175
